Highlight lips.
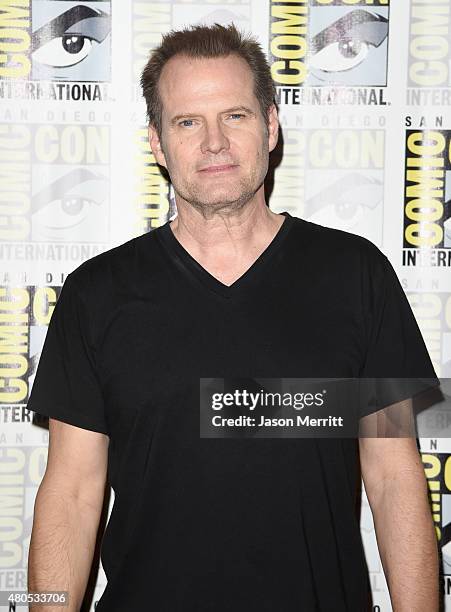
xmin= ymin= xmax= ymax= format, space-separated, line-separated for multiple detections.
xmin=198 ymin=164 xmax=238 ymax=173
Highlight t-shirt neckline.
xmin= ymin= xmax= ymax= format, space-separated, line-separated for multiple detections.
xmin=155 ymin=211 xmax=294 ymax=299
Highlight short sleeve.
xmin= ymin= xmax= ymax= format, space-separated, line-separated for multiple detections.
xmin=27 ymin=272 xmax=109 ymax=435
xmin=359 ymin=250 xmax=440 ymax=419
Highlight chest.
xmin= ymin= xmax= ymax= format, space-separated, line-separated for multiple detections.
xmin=96 ymin=284 xmax=366 ymax=418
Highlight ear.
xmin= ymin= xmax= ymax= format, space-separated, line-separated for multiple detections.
xmin=267 ymin=104 xmax=279 ymax=154
xmin=148 ymin=124 xmax=167 ymax=169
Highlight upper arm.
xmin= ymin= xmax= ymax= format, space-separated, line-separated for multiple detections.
xmin=40 ymin=417 xmax=109 ymax=511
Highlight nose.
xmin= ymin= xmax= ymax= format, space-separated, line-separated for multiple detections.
xmin=200 ymin=120 xmax=230 ymax=155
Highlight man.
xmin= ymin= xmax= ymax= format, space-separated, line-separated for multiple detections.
xmin=28 ymin=23 xmax=439 ymax=611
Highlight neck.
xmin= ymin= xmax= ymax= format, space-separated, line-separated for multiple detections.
xmin=168 ymin=199 xmax=286 ymax=286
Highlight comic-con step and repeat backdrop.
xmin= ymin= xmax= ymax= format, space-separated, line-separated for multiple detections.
xmin=0 ymin=1 xmax=450 ymax=610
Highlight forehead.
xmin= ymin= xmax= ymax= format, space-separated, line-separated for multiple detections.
xmin=158 ymin=54 xmax=256 ymax=111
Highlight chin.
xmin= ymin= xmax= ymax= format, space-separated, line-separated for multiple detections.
xmin=202 ymin=190 xmax=249 ymax=203
xmin=192 ymin=186 xmax=242 ymax=201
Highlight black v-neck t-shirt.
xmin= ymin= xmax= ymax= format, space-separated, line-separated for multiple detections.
xmin=28 ymin=212 xmax=438 ymax=611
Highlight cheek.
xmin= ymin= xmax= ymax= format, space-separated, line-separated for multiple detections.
xmin=173 ymin=139 xmax=197 ymax=159
xmin=165 ymin=142 xmax=187 ymax=165
xmin=240 ymin=143 xmax=264 ymax=164
xmin=238 ymin=132 xmax=263 ymax=150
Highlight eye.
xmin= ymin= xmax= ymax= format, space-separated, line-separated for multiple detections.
xmin=33 ymin=195 xmax=101 ymax=231
xmin=304 ymin=174 xmax=382 ymax=232
xmin=310 ymin=10 xmax=388 ymax=74
xmin=228 ymin=114 xmax=245 ymax=120
xmin=32 ymin=35 xmax=97 ymax=68
xmin=61 ymin=195 xmax=96 ymax=217
xmin=177 ymin=119 xmax=200 ymax=128
xmin=31 ymin=5 xmax=110 ymax=70
xmin=31 ymin=169 xmax=108 ymax=237
xmin=310 ymin=39 xmax=370 ymax=72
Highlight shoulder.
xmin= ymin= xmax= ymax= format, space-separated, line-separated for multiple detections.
xmin=287 ymin=217 xmax=396 ymax=316
xmin=289 ymin=215 xmax=388 ymax=270
xmin=57 ymin=229 xmax=164 ymax=343
xmin=65 ymin=229 xmax=162 ymax=295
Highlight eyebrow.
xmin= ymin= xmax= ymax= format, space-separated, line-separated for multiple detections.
xmin=310 ymin=10 xmax=388 ymax=55
xmin=170 ymin=106 xmax=256 ymax=126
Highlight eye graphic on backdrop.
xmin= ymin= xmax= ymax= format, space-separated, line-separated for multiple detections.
xmin=31 ymin=5 xmax=110 ymax=72
xmin=309 ymin=10 xmax=388 ymax=76
xmin=304 ymin=173 xmax=383 ymax=241
xmin=31 ymin=168 xmax=109 ymax=241
xmin=33 ymin=34 xmax=97 ymax=69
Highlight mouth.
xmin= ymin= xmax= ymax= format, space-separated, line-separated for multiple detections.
xmin=198 ymin=164 xmax=238 ymax=174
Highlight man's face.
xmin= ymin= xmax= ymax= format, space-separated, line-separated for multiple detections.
xmin=148 ymin=54 xmax=279 ymax=217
